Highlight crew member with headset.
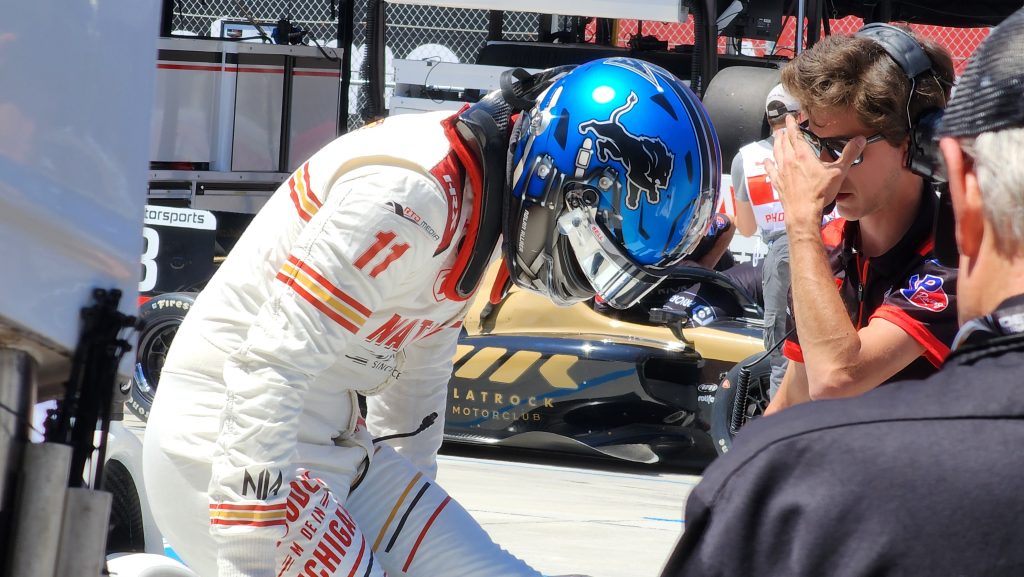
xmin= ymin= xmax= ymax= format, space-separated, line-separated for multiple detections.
xmin=764 ymin=23 xmax=960 ymax=413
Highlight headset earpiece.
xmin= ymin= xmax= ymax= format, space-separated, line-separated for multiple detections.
xmin=855 ymin=23 xmax=939 ymax=173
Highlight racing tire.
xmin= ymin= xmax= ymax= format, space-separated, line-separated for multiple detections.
xmin=701 ymin=66 xmax=783 ymax=166
xmin=105 ymin=459 xmax=146 ymax=554
xmin=124 ymin=292 xmax=195 ymax=422
xmin=710 ymin=352 xmax=773 ymax=456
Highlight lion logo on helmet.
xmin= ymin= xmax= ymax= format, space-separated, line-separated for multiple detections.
xmin=578 ymin=92 xmax=675 ymax=210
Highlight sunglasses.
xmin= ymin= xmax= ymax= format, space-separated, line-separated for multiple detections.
xmin=797 ymin=121 xmax=886 ymax=166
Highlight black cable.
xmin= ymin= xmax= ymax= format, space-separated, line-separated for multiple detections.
xmin=730 ymin=327 xmax=794 ymax=436
xmin=231 ymin=0 xmax=273 ymax=44
xmin=225 ymin=35 xmax=273 ymax=42
xmin=306 ymin=34 xmax=340 ymax=62
xmin=420 ymin=56 xmax=449 ymax=103
xmin=360 ymin=0 xmax=386 ymax=121
xmin=373 ymin=412 xmax=439 ymax=443
xmin=688 ymin=1 xmax=703 ymax=95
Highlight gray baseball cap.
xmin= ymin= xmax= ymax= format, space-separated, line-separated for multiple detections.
xmin=938 ymin=7 xmax=1024 ymax=138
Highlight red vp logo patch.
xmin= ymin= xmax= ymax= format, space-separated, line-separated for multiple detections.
xmin=900 ymin=274 xmax=949 ymax=312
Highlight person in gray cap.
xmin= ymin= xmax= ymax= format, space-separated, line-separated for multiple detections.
xmin=730 ymin=83 xmax=803 ymax=397
xmin=659 ymin=9 xmax=1024 ymax=576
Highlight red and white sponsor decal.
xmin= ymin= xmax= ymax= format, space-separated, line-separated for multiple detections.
xmin=364 ymin=313 xmax=451 ymax=350
xmin=275 ymin=470 xmax=380 ymax=577
xmin=900 ymin=274 xmax=949 ymax=312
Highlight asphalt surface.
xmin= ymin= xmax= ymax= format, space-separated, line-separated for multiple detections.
xmin=436 ymin=445 xmax=701 ymax=577
xmin=107 ymin=410 xmax=701 ymax=577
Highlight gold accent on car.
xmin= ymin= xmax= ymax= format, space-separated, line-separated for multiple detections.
xmin=462 ymin=263 xmax=763 ymax=364
xmin=490 ymin=350 xmax=544 ymax=383
xmin=455 ymin=347 xmax=507 ymax=379
xmin=453 ymin=344 xmax=475 ymax=363
xmin=539 ymin=354 xmax=579 ymax=389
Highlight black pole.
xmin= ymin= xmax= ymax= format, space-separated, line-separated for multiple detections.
xmin=538 ymin=14 xmax=553 ymax=42
xmin=704 ymin=0 xmax=719 ymax=92
xmin=878 ymin=0 xmax=894 ymax=23
xmin=487 ymin=10 xmax=504 ymax=42
xmin=595 ymin=18 xmax=613 ymax=45
xmin=160 ymin=0 xmax=175 ymax=36
xmin=362 ymin=0 xmax=386 ymax=120
xmin=279 ymin=55 xmax=294 ymax=171
xmin=687 ymin=0 xmax=719 ymax=97
xmin=338 ymin=0 xmax=355 ymax=135
xmin=806 ymin=0 xmax=823 ymax=49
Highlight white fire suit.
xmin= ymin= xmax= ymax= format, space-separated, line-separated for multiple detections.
xmin=143 ymin=110 xmax=541 ymax=577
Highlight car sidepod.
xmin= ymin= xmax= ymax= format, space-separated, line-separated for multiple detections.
xmin=446 ymin=278 xmax=762 ymax=469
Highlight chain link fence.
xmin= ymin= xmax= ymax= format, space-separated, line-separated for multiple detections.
xmin=167 ymin=0 xmax=339 ymax=41
xmin=359 ymin=5 xmax=548 ymax=127
xmin=611 ymin=16 xmax=989 ymax=75
xmin=166 ymin=1 xmax=550 ymax=130
xmin=165 ymin=1 xmax=991 ymax=131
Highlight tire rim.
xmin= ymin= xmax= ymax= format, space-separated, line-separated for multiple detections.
xmin=136 ymin=318 xmax=180 ymax=394
xmin=742 ymin=374 xmax=771 ymax=423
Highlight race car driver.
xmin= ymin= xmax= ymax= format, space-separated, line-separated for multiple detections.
xmin=142 ymin=57 xmax=721 ymax=577
xmin=763 ymin=24 xmax=960 ymax=413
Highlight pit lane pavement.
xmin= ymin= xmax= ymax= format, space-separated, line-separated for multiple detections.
xmin=436 ymin=446 xmax=700 ymax=577
xmin=106 ymin=410 xmax=699 ymax=577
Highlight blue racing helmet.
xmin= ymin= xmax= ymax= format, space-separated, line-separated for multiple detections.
xmin=504 ymin=57 xmax=721 ymax=309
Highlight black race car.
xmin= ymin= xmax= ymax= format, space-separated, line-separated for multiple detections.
xmin=443 ymin=263 xmax=768 ymax=468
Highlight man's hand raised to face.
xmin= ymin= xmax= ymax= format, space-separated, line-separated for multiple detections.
xmin=763 ymin=114 xmax=866 ymax=231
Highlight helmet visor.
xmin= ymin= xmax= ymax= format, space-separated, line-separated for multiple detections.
xmin=557 ymin=206 xmax=665 ymax=309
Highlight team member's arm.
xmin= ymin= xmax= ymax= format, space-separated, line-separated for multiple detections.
xmin=764 ymin=360 xmax=810 ymax=414
xmin=766 ymin=321 xmax=925 ymax=412
xmin=784 ymin=230 xmax=926 ymax=398
xmin=209 ymin=168 xmax=444 ymax=577
xmin=730 ymin=152 xmax=758 ymax=237
xmin=763 ymin=116 xmax=924 ymax=401
xmin=365 ymin=323 xmax=462 ymax=479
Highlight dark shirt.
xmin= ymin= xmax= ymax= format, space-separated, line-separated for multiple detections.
xmin=784 ymin=187 xmax=959 ymax=382
xmin=661 ymin=296 xmax=1024 ymax=577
